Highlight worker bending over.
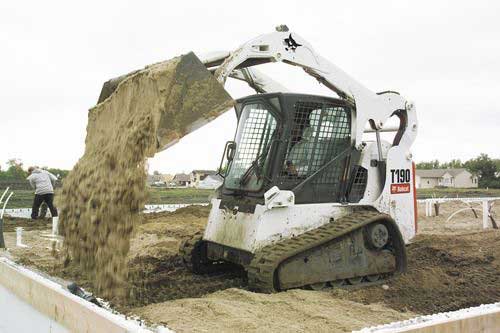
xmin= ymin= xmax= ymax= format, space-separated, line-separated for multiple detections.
xmin=27 ymin=166 xmax=58 ymax=220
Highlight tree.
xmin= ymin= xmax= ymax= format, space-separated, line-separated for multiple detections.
xmin=493 ymin=158 xmax=500 ymax=172
xmin=416 ymin=159 xmax=440 ymax=169
xmin=441 ymin=159 xmax=463 ymax=169
xmin=46 ymin=168 xmax=70 ymax=179
xmin=4 ymin=159 xmax=28 ymax=180
xmin=0 ymin=160 xmax=70 ymax=181
xmin=463 ymin=153 xmax=498 ymax=187
xmin=464 ymin=154 xmax=496 ymax=178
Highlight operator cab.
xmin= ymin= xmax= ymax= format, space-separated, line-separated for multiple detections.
xmin=217 ymin=93 xmax=365 ymax=210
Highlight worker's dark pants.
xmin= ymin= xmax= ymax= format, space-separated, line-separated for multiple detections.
xmin=31 ymin=193 xmax=58 ymax=219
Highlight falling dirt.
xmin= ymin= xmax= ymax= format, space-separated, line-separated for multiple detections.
xmin=55 ymin=53 xmax=232 ymax=300
xmin=125 ymin=206 xmax=245 ymax=308
xmin=2 ymin=201 xmax=499 ymax=331
xmin=2 ymin=205 xmax=245 ymax=308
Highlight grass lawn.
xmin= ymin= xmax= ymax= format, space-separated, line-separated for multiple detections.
xmin=1 ymin=187 xmax=214 ymax=209
xmin=3 ymin=186 xmax=499 ymax=209
xmin=1 ymin=189 xmax=35 ymax=208
xmin=416 ymin=187 xmax=500 ymax=199
xmin=146 ymin=187 xmax=214 ymax=204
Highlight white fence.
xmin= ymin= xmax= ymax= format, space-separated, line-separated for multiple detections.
xmin=418 ymin=197 xmax=499 ymax=229
xmin=416 ymin=197 xmax=500 ymax=204
xmin=143 ymin=203 xmax=208 ymax=213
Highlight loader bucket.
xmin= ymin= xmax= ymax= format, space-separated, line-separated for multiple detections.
xmin=96 ymin=52 xmax=234 ymax=151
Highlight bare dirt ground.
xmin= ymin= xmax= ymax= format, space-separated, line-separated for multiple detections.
xmin=1 ymin=200 xmax=499 ymax=332
xmin=2 ymin=216 xmax=52 ymax=232
xmin=134 ymin=288 xmax=413 ymax=333
xmin=339 ymin=200 xmax=500 ymax=315
xmin=417 ymin=199 xmax=498 ymax=234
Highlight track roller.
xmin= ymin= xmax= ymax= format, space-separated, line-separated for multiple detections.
xmin=364 ymin=223 xmax=389 ymax=249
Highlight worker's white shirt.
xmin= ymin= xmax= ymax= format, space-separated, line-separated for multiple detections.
xmin=26 ymin=169 xmax=57 ymax=195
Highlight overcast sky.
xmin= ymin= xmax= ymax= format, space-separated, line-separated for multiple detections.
xmin=0 ymin=0 xmax=498 ymax=174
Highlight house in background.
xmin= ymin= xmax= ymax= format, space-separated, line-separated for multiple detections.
xmin=416 ymin=168 xmax=478 ymax=189
xmin=162 ymin=174 xmax=174 ymax=184
xmin=147 ymin=173 xmax=164 ymax=186
xmin=190 ymin=170 xmax=217 ymax=188
xmin=197 ymin=174 xmax=223 ymax=189
xmin=172 ymin=173 xmax=192 ymax=187
xmin=154 ymin=171 xmax=221 ymax=188
xmin=147 ymin=173 xmax=174 ymax=186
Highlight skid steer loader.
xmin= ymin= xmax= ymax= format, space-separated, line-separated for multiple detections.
xmin=101 ymin=25 xmax=418 ymax=292
xmin=178 ymin=26 xmax=418 ymax=292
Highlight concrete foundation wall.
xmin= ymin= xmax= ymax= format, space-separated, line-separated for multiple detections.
xmin=0 ymin=283 xmax=68 ymax=333
xmin=357 ymin=302 xmax=500 ymax=332
xmin=0 ymin=258 xmax=160 ymax=333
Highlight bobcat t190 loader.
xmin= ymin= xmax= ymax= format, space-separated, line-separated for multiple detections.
xmin=179 ymin=26 xmax=418 ymax=292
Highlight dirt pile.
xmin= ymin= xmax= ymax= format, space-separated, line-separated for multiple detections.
xmin=57 ymin=53 xmax=232 ymax=300
xmin=2 ymin=216 xmax=51 ymax=232
xmin=133 ymin=288 xmax=415 ymax=333
xmin=3 ymin=206 xmax=244 ymax=308
xmin=341 ymin=230 xmax=500 ymax=314
xmin=339 ymin=200 xmax=500 ymax=314
xmin=2 ymin=201 xmax=499 ymax=331
xmin=126 ymin=206 xmax=244 ymax=308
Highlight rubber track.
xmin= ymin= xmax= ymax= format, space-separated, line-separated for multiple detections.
xmin=180 ymin=231 xmax=238 ymax=274
xmin=179 ymin=231 xmax=203 ymax=272
xmin=247 ymin=209 xmax=400 ymax=292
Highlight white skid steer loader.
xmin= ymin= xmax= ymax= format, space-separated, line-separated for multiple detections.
xmin=179 ymin=25 xmax=418 ymax=292
xmin=102 ymin=25 xmax=418 ymax=292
